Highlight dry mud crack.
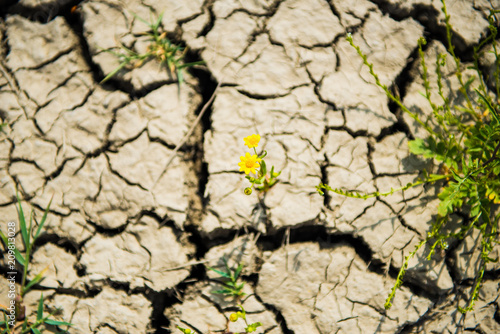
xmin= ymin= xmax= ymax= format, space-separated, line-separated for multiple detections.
xmin=0 ymin=0 xmax=500 ymax=333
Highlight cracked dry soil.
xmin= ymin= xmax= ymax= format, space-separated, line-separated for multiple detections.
xmin=1 ymin=0 xmax=500 ymax=333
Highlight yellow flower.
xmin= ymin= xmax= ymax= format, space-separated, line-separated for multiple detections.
xmin=488 ymin=192 xmax=500 ymax=204
xmin=243 ymin=134 xmax=261 ymax=149
xmin=238 ymin=152 xmax=261 ymax=175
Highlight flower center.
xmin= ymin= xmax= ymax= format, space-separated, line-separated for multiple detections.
xmin=245 ymin=160 xmax=254 ymax=168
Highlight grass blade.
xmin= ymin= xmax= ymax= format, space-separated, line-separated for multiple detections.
xmin=37 ymin=293 xmax=44 ymax=321
xmin=28 ymin=210 xmax=33 ymax=246
xmin=0 ymin=229 xmax=26 ymax=266
xmin=208 ymin=267 xmax=231 ymax=278
xmin=43 ymin=319 xmax=73 ymax=326
xmin=152 ymin=12 xmax=164 ymax=31
xmin=100 ymin=61 xmax=129 ymax=84
xmin=34 ymin=197 xmax=52 ymax=240
xmin=131 ymin=11 xmax=150 ymax=26
xmin=233 ymin=263 xmax=243 ymax=280
xmin=16 ymin=193 xmax=29 ymax=249
xmin=24 ymin=267 xmax=48 ymax=293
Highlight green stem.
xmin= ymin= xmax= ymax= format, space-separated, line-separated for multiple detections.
xmin=441 ymin=0 xmax=476 ymax=117
xmin=20 ymin=214 xmax=32 ymax=296
xmin=318 ymin=173 xmax=449 ymax=199
xmin=346 ymin=34 xmax=439 ymax=139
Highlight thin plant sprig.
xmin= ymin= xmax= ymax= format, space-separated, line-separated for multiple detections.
xmin=317 ymin=172 xmax=449 ymax=198
xmin=346 ymin=33 xmax=439 ymax=139
xmin=441 ymin=0 xmax=475 ymax=115
xmin=100 ymin=11 xmax=204 ymax=86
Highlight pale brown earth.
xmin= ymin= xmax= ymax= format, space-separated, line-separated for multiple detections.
xmin=0 ymin=0 xmax=499 ymax=333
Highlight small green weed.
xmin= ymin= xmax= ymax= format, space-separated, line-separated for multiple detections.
xmin=318 ymin=0 xmax=499 ymax=313
xmin=237 ymin=134 xmax=281 ymax=195
xmin=0 ymin=193 xmax=73 ymax=333
xmin=208 ymin=258 xmax=246 ymax=300
xmin=176 ymin=261 xmax=264 ymax=334
xmin=101 ymin=12 xmax=203 ymax=86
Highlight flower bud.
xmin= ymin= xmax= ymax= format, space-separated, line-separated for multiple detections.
xmin=244 ymin=187 xmax=252 ymax=195
xmin=229 ymin=313 xmax=239 ymax=322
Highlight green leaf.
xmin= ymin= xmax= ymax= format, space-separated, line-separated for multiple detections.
xmin=24 ymin=269 xmax=47 ymax=293
xmin=37 ymin=293 xmax=44 ymax=322
xmin=28 ymin=209 xmax=34 ymax=247
xmin=43 ymin=319 xmax=73 ymax=326
xmin=470 ymin=203 xmax=481 ymax=217
xmin=131 ymin=11 xmax=150 ymax=27
xmin=208 ymin=267 xmax=231 ymax=278
xmin=0 ymin=229 xmax=26 ymax=266
xmin=152 ymin=12 xmax=164 ymax=31
xmin=408 ymin=138 xmax=428 ymax=156
xmin=270 ymin=166 xmax=281 ymax=178
xmin=16 ymin=193 xmax=29 ymax=249
xmin=450 ymin=168 xmax=462 ymax=182
xmin=212 ymin=288 xmax=233 ymax=295
xmin=438 ymin=200 xmax=451 ymax=217
xmin=32 ymin=327 xmax=42 ymax=334
xmin=34 ymin=197 xmax=52 ymax=240
xmin=233 ymin=263 xmax=243 ymax=280
xmin=100 ymin=61 xmax=129 ymax=84
xmin=177 ymin=68 xmax=184 ymax=88
xmin=260 ymin=160 xmax=267 ymax=176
